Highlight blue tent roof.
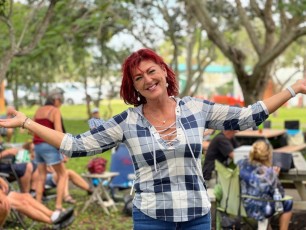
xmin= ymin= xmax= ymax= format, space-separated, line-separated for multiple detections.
xmin=178 ymin=64 xmax=233 ymax=73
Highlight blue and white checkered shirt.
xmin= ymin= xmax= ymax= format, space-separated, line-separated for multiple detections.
xmin=60 ymin=97 xmax=269 ymax=222
xmin=88 ymin=118 xmax=104 ymax=129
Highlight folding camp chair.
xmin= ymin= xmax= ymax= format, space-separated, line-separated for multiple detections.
xmin=214 ymin=160 xmax=293 ymax=230
xmin=214 ymin=160 xmax=249 ymax=230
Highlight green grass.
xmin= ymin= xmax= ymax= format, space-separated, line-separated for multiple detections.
xmin=267 ymin=107 xmax=306 ymax=130
xmin=8 ymin=101 xmax=306 ymax=229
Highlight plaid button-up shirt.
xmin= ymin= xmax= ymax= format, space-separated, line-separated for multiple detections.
xmin=60 ymin=97 xmax=269 ymax=222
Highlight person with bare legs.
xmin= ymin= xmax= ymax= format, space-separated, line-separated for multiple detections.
xmin=32 ymin=88 xmax=68 ymax=214
xmin=46 ymin=155 xmax=93 ymax=203
xmin=0 ymin=177 xmax=74 ymax=228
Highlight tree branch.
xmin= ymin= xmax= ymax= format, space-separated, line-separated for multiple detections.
xmin=253 ymin=26 xmax=306 ymax=77
xmin=184 ymin=0 xmax=228 ymax=56
xmin=249 ymin=0 xmax=263 ymax=18
xmin=184 ymin=0 xmax=248 ymax=78
xmin=17 ymin=0 xmax=45 ymax=48
xmin=278 ymin=0 xmax=289 ymax=31
xmin=262 ymin=0 xmax=276 ymax=52
xmin=235 ymin=0 xmax=262 ymax=54
xmin=15 ymin=0 xmax=58 ymax=56
xmin=7 ymin=0 xmax=13 ymax=19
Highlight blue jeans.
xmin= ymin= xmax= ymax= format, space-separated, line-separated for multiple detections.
xmin=133 ymin=206 xmax=211 ymax=230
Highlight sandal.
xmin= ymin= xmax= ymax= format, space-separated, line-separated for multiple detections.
xmin=64 ymin=195 xmax=76 ymax=204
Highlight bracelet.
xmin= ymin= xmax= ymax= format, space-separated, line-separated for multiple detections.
xmin=286 ymin=86 xmax=296 ymax=98
xmin=22 ymin=117 xmax=30 ymax=129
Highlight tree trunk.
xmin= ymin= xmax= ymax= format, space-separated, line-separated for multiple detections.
xmin=238 ymin=63 xmax=273 ymax=105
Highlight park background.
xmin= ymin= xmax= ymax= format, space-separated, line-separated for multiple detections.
xmin=1 ymin=0 xmax=306 ymax=229
xmin=4 ymin=99 xmax=303 ymax=229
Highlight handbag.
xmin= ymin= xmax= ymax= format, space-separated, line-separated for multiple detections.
xmin=272 ymin=152 xmax=294 ymax=172
xmin=220 ymin=212 xmax=242 ymax=229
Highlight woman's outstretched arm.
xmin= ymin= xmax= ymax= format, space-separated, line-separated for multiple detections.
xmin=0 ymin=110 xmax=65 ymax=149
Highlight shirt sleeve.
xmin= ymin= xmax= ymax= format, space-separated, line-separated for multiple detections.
xmin=205 ymin=101 xmax=269 ymax=130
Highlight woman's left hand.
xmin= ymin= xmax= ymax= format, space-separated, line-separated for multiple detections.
xmin=292 ymin=79 xmax=306 ymax=95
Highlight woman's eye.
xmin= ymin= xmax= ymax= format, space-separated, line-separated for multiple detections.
xmin=134 ymin=76 xmax=142 ymax=81
xmin=148 ymin=69 xmax=155 ymax=74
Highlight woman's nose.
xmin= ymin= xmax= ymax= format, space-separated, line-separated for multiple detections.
xmin=143 ymin=73 xmax=153 ymax=83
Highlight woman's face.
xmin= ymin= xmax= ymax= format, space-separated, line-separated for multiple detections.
xmin=132 ymin=60 xmax=167 ymax=101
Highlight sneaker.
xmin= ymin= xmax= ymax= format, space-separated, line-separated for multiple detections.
xmin=52 ymin=207 xmax=74 ymax=225
xmin=60 ymin=215 xmax=75 ymax=228
xmin=53 ymin=215 xmax=75 ymax=229
xmin=30 ymin=190 xmax=36 ymax=198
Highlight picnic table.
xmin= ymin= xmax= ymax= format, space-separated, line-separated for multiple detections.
xmin=233 ymin=146 xmax=306 ymax=209
xmin=235 ymin=129 xmax=286 ymax=148
xmin=276 ymin=151 xmax=306 ymax=204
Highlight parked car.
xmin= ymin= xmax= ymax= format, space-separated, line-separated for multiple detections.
xmin=50 ymin=82 xmax=103 ymax=105
xmin=18 ymin=85 xmax=42 ymax=106
xmin=4 ymin=89 xmax=14 ymax=106
xmin=50 ymin=83 xmax=86 ymax=105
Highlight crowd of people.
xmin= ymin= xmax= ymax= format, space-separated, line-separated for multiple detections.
xmin=0 ymin=48 xmax=305 ymax=229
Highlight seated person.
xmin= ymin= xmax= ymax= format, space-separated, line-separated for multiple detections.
xmin=202 ymin=129 xmax=215 ymax=152
xmin=0 ymin=177 xmax=74 ymax=228
xmin=0 ymin=106 xmax=15 ymax=143
xmin=237 ymin=140 xmax=293 ymax=230
xmin=88 ymin=107 xmax=104 ymax=129
xmin=0 ymin=146 xmax=38 ymax=193
xmin=202 ymin=130 xmax=240 ymax=186
xmin=46 ymin=155 xmax=93 ymax=203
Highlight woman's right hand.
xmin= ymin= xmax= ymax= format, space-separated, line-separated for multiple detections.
xmin=0 ymin=109 xmax=27 ymax=129
xmin=273 ymin=166 xmax=281 ymax=175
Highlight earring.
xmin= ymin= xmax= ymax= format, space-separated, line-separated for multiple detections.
xmin=166 ymin=83 xmax=169 ymax=88
xmin=136 ymin=91 xmax=140 ymax=101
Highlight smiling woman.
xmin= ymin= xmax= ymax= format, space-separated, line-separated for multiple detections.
xmin=1 ymin=48 xmax=306 ymax=230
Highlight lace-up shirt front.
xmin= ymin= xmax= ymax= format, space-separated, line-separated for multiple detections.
xmin=60 ymin=97 xmax=269 ymax=222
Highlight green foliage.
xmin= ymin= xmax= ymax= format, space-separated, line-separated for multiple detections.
xmin=0 ymin=0 xmax=9 ymax=16
xmin=215 ymin=81 xmax=233 ymax=96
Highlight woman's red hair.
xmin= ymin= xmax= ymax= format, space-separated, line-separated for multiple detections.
xmin=120 ymin=48 xmax=179 ymax=106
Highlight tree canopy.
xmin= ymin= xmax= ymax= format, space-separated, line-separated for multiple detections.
xmin=1 ymin=0 xmax=306 ymax=108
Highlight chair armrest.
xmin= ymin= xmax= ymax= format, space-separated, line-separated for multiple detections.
xmin=0 ymin=172 xmax=9 ymax=178
xmin=241 ymin=194 xmax=293 ymax=202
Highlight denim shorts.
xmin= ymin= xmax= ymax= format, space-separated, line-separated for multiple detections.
xmin=34 ymin=143 xmax=63 ymax=166
xmin=132 ymin=205 xmax=211 ymax=230
xmin=45 ymin=173 xmax=56 ymax=188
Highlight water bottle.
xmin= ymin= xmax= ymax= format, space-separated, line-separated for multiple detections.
xmin=273 ymin=188 xmax=284 ymax=213
xmin=265 ymin=202 xmax=272 ymax=216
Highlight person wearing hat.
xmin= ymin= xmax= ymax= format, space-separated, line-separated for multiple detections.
xmin=31 ymin=88 xmax=68 ymax=215
xmin=88 ymin=107 xmax=104 ymax=129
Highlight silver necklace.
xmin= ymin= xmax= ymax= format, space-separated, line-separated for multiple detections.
xmin=144 ymin=97 xmax=176 ymax=125
xmin=148 ymin=113 xmax=168 ymax=124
